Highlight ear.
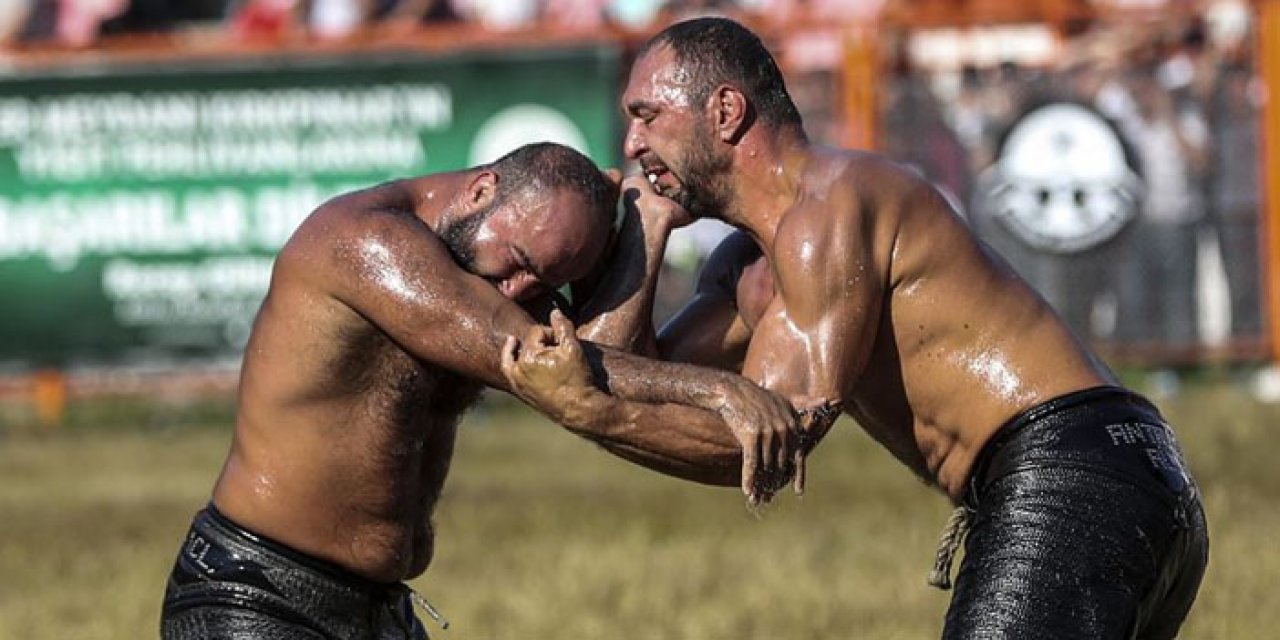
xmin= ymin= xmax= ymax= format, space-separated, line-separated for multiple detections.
xmin=603 ymin=168 xmax=623 ymax=186
xmin=464 ymin=170 xmax=499 ymax=212
xmin=709 ymin=84 xmax=749 ymax=143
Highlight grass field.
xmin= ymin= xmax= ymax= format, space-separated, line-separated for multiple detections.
xmin=2 ymin=377 xmax=1279 ymax=639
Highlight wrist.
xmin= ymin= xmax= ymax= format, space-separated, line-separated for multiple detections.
xmin=644 ymin=212 xmax=678 ymax=238
xmin=559 ymin=385 xmax=616 ymax=431
xmin=703 ymin=373 xmax=736 ymax=413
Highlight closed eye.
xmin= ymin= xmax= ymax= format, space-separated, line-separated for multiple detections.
xmin=626 ymin=100 xmax=658 ymax=123
xmin=512 ymin=247 xmax=549 ymax=286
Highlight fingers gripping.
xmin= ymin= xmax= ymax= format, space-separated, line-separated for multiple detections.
xmin=792 ymin=399 xmax=842 ymax=496
xmin=500 ymin=335 xmax=523 ymax=392
xmin=549 ymin=310 xmax=579 ymax=351
xmin=740 ymin=429 xmax=760 ymax=501
xmin=523 ymin=323 xmax=552 ymax=350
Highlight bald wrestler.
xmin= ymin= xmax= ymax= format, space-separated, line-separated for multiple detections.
xmin=501 ymin=20 xmax=1208 ymax=639
xmin=159 ymin=142 xmax=807 ymax=640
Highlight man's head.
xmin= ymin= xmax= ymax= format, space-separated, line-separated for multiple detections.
xmin=622 ymin=17 xmax=802 ymax=217
xmin=440 ymin=142 xmax=617 ymax=302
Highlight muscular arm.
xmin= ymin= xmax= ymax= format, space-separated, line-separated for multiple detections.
xmin=743 ymin=195 xmax=886 ymax=429
xmin=283 ymin=187 xmax=794 ymax=491
xmin=574 ymin=175 xmax=689 ymax=354
xmin=283 ymin=191 xmax=535 ymax=391
xmin=504 ymin=312 xmax=801 ymax=499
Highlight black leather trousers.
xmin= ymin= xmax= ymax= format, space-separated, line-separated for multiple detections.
xmin=161 ymin=505 xmax=429 ymax=640
xmin=944 ymin=387 xmax=1209 ymax=639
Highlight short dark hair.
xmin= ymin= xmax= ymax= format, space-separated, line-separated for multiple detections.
xmin=487 ymin=142 xmax=617 ymax=227
xmin=641 ymin=17 xmax=803 ymax=131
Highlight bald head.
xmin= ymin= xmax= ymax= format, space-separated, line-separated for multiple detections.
xmin=442 ymin=143 xmax=617 ymax=301
xmin=487 ymin=142 xmax=618 ymax=230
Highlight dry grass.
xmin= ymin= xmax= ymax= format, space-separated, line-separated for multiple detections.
xmin=1 ymin=378 xmax=1278 ymax=639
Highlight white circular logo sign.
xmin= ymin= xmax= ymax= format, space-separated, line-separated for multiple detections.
xmin=469 ymin=104 xmax=590 ymax=166
xmin=981 ymin=103 xmax=1142 ymax=253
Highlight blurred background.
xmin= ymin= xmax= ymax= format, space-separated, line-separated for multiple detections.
xmin=1 ymin=0 xmax=1279 ymax=638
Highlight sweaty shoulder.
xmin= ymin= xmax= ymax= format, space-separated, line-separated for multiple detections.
xmin=793 ymin=151 xmax=974 ymax=291
xmin=771 ymin=151 xmax=913 ymax=286
xmin=274 ymin=180 xmax=441 ymax=299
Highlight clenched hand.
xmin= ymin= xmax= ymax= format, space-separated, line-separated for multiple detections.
xmin=500 ymin=310 xmax=599 ymax=429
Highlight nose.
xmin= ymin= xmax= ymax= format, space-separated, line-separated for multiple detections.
xmin=623 ymin=121 xmax=646 ymax=161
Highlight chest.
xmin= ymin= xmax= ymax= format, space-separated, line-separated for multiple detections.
xmin=331 ymin=323 xmax=484 ymax=425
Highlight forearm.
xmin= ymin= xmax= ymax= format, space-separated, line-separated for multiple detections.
xmin=557 ymin=390 xmax=741 ymax=486
xmin=502 ymin=310 xmax=797 ymax=498
xmin=582 ymin=341 xmax=736 ymax=413
xmin=574 ymin=209 xmax=672 ymax=355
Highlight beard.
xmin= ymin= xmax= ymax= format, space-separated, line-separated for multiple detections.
xmin=439 ymin=202 xmax=495 ymax=273
xmin=668 ymin=123 xmax=732 ymax=218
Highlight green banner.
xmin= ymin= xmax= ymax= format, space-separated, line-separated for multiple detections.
xmin=0 ymin=46 xmax=620 ymax=366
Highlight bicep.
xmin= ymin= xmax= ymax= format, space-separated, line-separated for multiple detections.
xmin=742 ymin=238 xmax=883 ymax=401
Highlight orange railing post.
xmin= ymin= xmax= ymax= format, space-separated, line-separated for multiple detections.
xmin=32 ymin=369 xmax=67 ymax=430
xmin=841 ymin=23 xmax=880 ymax=151
xmin=1260 ymin=0 xmax=1280 ymax=361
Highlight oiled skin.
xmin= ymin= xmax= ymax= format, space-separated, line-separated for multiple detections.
xmin=505 ymin=44 xmax=1118 ymax=503
xmin=660 ymin=149 xmax=1115 ymax=498
xmin=212 ymin=167 xmax=805 ymax=583
xmin=213 ymin=175 xmax=564 ymax=583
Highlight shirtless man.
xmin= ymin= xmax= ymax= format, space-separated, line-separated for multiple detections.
xmin=501 ymin=20 xmax=1209 ymax=638
xmin=159 ymin=142 xmax=807 ymax=639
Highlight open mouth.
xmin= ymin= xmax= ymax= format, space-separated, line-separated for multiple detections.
xmin=642 ymin=163 xmax=678 ymax=193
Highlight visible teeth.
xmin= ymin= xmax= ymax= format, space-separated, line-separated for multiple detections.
xmin=647 ymin=172 xmax=658 ymax=185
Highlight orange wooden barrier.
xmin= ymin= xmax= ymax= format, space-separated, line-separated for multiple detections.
xmin=1260 ymin=0 xmax=1280 ymax=360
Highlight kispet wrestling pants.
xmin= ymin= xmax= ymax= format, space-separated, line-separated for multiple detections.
xmin=161 ymin=504 xmax=436 ymax=640
xmin=941 ymin=386 xmax=1208 ymax=639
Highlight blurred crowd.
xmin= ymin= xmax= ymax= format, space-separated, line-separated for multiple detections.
xmin=0 ymin=0 xmax=1267 ymax=358
xmin=0 ymin=0 xmax=878 ymax=47
xmin=878 ymin=9 xmax=1265 ymax=352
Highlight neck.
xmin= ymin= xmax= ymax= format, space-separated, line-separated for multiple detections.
xmin=718 ymin=126 xmax=810 ymax=252
xmin=412 ymin=170 xmax=475 ymax=234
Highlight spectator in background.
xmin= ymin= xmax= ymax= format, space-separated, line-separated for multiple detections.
xmin=1205 ymin=61 xmax=1264 ymax=337
xmin=55 ymin=0 xmax=128 ymax=46
xmin=372 ymin=0 xmax=459 ymax=34
xmin=227 ymin=0 xmax=379 ymax=41
xmin=947 ymin=65 xmax=997 ymax=171
xmin=13 ymin=0 xmax=54 ymax=42
xmin=605 ymin=0 xmax=666 ymax=30
xmin=881 ymin=54 xmax=972 ymax=211
xmin=541 ymin=0 xmax=607 ymax=31
xmin=0 ymin=0 xmax=33 ymax=45
xmin=451 ymin=0 xmax=536 ymax=30
xmin=99 ymin=0 xmax=230 ymax=37
xmin=664 ymin=0 xmax=737 ymax=22
xmin=304 ymin=0 xmax=368 ymax=40
xmin=1115 ymin=70 xmax=1207 ymax=346
xmin=228 ymin=0 xmax=298 ymax=39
